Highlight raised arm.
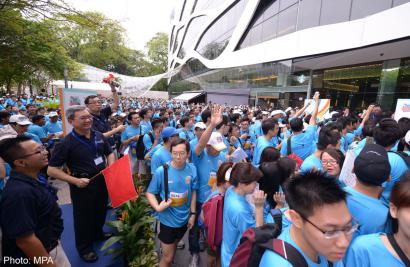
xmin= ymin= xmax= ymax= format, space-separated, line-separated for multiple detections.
xmin=194 ymin=105 xmax=222 ymax=156
xmin=293 ymin=101 xmax=311 ymax=118
xmin=309 ymin=91 xmax=320 ymax=126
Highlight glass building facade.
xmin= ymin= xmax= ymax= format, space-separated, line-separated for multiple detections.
xmin=168 ymin=0 xmax=410 ymax=111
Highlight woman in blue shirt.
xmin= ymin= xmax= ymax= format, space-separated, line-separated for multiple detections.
xmin=221 ymin=162 xmax=266 ymax=267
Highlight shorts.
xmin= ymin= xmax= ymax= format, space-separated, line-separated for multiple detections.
xmin=158 ymin=223 xmax=187 ymax=244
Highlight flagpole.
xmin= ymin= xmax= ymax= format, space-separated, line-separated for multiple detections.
xmin=88 ymin=172 xmax=102 ymax=182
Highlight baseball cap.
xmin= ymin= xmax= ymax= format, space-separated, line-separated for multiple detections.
xmin=270 ymin=110 xmax=286 ymax=117
xmin=161 ymin=127 xmax=179 ymax=138
xmin=354 ymin=143 xmax=391 ymax=186
xmin=207 ymin=132 xmax=227 ymax=151
xmin=405 ymin=130 xmax=410 ymax=146
xmin=48 ymin=111 xmax=58 ymax=117
xmin=194 ymin=122 xmax=206 ymax=130
xmin=9 ymin=115 xmax=32 ymax=125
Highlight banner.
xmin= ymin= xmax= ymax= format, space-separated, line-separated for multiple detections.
xmin=304 ymin=99 xmax=330 ymax=121
xmin=102 ymin=154 xmax=137 ymax=208
xmin=394 ymin=99 xmax=410 ymax=121
xmin=59 ymin=88 xmax=97 ymax=135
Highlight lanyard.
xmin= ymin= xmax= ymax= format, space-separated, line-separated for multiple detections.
xmin=71 ymin=131 xmax=99 ymax=156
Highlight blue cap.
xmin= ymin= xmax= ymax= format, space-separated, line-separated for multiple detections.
xmin=161 ymin=127 xmax=179 ymax=138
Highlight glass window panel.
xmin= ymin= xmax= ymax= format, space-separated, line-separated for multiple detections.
xmin=196 ymin=0 xmax=247 ymax=59
xmin=264 ymin=1 xmax=280 ymax=18
xmin=351 ymin=0 xmax=392 ymax=20
xmin=297 ymin=0 xmax=321 ymax=30
xmin=181 ymin=0 xmax=195 ymax=20
xmin=262 ymin=15 xmax=278 ymax=41
xmin=279 ymin=0 xmax=298 ymax=11
xmin=277 ymin=3 xmax=297 ymax=37
xmin=173 ymin=26 xmax=185 ymax=54
xmin=178 ymin=16 xmax=208 ymax=58
xmin=320 ymin=0 xmax=351 ymax=25
xmin=169 ymin=26 xmax=175 ymax=50
xmin=393 ymin=0 xmax=410 ymax=7
xmin=193 ymin=0 xmax=225 ymax=13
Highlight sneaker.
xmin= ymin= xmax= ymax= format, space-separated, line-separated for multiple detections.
xmin=177 ymin=240 xmax=185 ymax=249
xmin=189 ymin=253 xmax=199 ymax=267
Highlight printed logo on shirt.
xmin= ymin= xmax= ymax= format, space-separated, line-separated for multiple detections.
xmin=170 ymin=191 xmax=188 ymax=207
xmin=185 ymin=176 xmax=191 ymax=185
xmin=208 ymin=171 xmax=217 ymax=187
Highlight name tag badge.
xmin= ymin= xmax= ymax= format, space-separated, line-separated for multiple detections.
xmin=94 ymin=156 xmax=103 ymax=166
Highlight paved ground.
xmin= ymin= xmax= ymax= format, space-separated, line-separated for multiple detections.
xmin=51 ymin=179 xmax=208 ymax=267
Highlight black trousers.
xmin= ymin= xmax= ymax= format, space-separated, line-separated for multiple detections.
xmin=69 ymin=174 xmax=108 ymax=254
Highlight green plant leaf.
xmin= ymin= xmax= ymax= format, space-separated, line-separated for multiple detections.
xmin=101 ymin=236 xmax=121 ymax=251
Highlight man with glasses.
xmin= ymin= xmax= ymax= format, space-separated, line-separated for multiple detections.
xmin=48 ymin=105 xmax=115 ymax=263
xmin=0 ymin=136 xmax=69 ymax=267
xmin=84 ymin=84 xmax=125 ymax=150
xmin=259 ymin=172 xmax=355 ymax=266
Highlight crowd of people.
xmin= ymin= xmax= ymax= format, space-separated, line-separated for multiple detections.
xmin=0 ymin=85 xmax=409 ymax=267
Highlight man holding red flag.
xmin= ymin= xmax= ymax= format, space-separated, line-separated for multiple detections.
xmin=48 ymin=105 xmax=115 ymax=263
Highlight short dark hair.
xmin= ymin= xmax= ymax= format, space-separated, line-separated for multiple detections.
xmin=317 ymin=128 xmax=341 ymax=150
xmin=230 ymin=162 xmax=263 ymax=187
xmin=261 ymin=118 xmax=278 ymax=135
xmin=201 ymin=109 xmax=211 ymax=124
xmin=362 ymin=121 xmax=376 ymax=138
xmin=0 ymin=135 xmax=33 ymax=168
xmin=151 ymin=118 xmax=163 ymax=129
xmin=32 ymin=115 xmax=45 ymax=124
xmin=170 ymin=138 xmax=190 ymax=153
xmin=285 ymin=172 xmax=347 ymax=219
xmin=374 ymin=118 xmax=401 ymax=148
xmin=139 ymin=108 xmax=149 ymax=119
xmin=398 ymin=117 xmax=410 ymax=138
xmin=216 ymin=115 xmax=229 ymax=130
xmin=127 ymin=111 xmax=139 ymax=122
xmin=241 ymin=117 xmax=250 ymax=124
xmin=84 ymin=95 xmax=98 ymax=105
xmin=260 ymin=147 xmax=280 ymax=163
xmin=0 ymin=110 xmax=11 ymax=120
xmin=180 ymin=116 xmax=190 ymax=127
xmin=290 ymin=117 xmax=304 ymax=132
xmin=321 ymin=148 xmax=345 ymax=168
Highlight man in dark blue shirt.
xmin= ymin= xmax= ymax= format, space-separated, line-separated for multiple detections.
xmin=0 ymin=135 xmax=68 ymax=267
xmin=48 ymin=105 xmax=115 ymax=263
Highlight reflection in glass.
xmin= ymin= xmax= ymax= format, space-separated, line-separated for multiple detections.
xmin=320 ymin=0 xmax=351 ymax=25
xmin=297 ymin=0 xmax=321 ymax=30
xmin=277 ymin=3 xmax=298 ymax=37
xmin=178 ymin=16 xmax=208 ymax=59
xmin=196 ymin=0 xmax=247 ymax=59
xmin=173 ymin=26 xmax=185 ymax=54
xmin=193 ymin=0 xmax=225 ymax=13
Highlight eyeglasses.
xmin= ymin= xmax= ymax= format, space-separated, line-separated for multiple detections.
xmin=172 ymin=151 xmax=187 ymax=157
xmin=88 ymin=101 xmax=103 ymax=105
xmin=301 ymin=215 xmax=360 ymax=239
xmin=19 ymin=145 xmax=47 ymax=159
xmin=322 ymin=159 xmax=338 ymax=166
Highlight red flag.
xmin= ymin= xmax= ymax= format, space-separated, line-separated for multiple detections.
xmin=102 ymin=154 xmax=137 ymax=208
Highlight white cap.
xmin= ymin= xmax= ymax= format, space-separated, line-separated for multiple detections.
xmin=48 ymin=111 xmax=58 ymax=117
xmin=278 ymin=122 xmax=286 ymax=128
xmin=270 ymin=110 xmax=286 ymax=117
xmin=9 ymin=115 xmax=32 ymax=125
xmin=120 ymin=112 xmax=127 ymax=118
xmin=207 ymin=132 xmax=227 ymax=151
xmin=194 ymin=122 xmax=206 ymax=130
xmin=262 ymin=111 xmax=269 ymax=115
xmin=285 ymin=107 xmax=292 ymax=113
xmin=405 ymin=130 xmax=410 ymax=146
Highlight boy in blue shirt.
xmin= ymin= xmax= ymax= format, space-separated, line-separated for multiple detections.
xmin=252 ymin=118 xmax=279 ymax=166
xmin=259 ymin=172 xmax=355 ymax=267
xmin=120 ymin=112 xmax=144 ymax=174
xmin=151 ymin=127 xmax=179 ymax=174
xmin=146 ymin=138 xmax=198 ymax=267
xmin=281 ymin=92 xmax=320 ymax=161
xmin=345 ymin=143 xmax=390 ymax=240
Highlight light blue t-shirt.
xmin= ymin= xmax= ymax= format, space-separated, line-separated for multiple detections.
xmin=24 ymin=132 xmax=42 ymax=144
xmin=28 ymin=124 xmax=47 ymax=139
xmin=252 ymin=136 xmax=274 ymax=166
xmin=382 ymin=152 xmax=408 ymax=203
xmin=151 ymin=146 xmax=172 ymax=174
xmin=280 ymin=125 xmax=318 ymax=160
xmin=300 ymin=154 xmax=322 ymax=174
xmin=189 ymin=138 xmax=199 ymax=162
xmin=121 ymin=125 xmax=144 ymax=143
xmin=179 ymin=129 xmax=195 ymax=142
xmin=221 ymin=187 xmax=256 ymax=267
xmin=344 ymin=186 xmax=388 ymax=240
xmin=43 ymin=121 xmax=62 ymax=134
xmin=345 ymin=233 xmax=405 ymax=267
xmin=250 ymin=121 xmax=263 ymax=143
xmin=259 ymin=227 xmax=344 ymax=267
xmin=140 ymin=120 xmax=152 ymax=132
xmin=192 ymin=148 xmax=226 ymax=203
xmin=147 ymin=163 xmax=198 ymax=228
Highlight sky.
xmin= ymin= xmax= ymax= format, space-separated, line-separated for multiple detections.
xmin=65 ymin=0 xmax=180 ymax=51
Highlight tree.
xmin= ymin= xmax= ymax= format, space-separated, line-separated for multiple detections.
xmin=146 ymin=32 xmax=169 ymax=74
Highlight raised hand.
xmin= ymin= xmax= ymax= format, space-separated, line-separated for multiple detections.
xmin=210 ymin=105 xmax=223 ymax=127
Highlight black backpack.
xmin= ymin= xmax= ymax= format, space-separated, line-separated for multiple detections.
xmin=135 ymin=131 xmax=154 ymax=160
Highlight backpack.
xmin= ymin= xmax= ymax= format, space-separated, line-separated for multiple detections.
xmin=388 ymin=151 xmax=410 ymax=168
xmin=155 ymin=164 xmax=169 ymax=203
xmin=286 ymin=136 xmax=303 ymax=168
xmin=202 ymin=193 xmax=224 ymax=251
xmin=135 ymin=131 xmax=154 ymax=160
xmin=230 ymin=210 xmax=310 ymax=267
